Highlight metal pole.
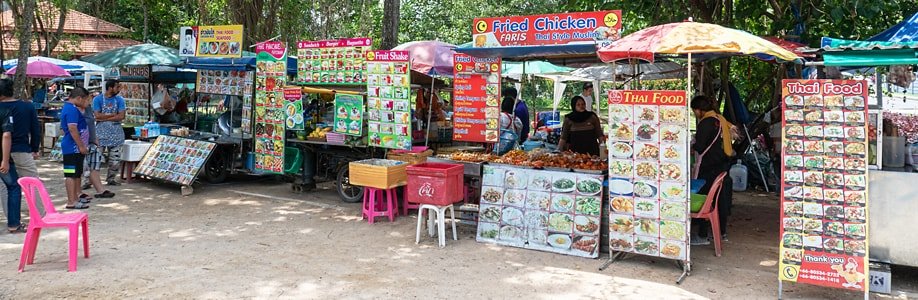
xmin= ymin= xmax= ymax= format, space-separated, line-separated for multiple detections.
xmin=687 ymin=54 xmax=693 ymax=98
xmin=425 ymin=75 xmax=435 ymax=147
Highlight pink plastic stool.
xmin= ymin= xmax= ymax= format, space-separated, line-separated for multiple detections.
xmin=400 ymin=187 xmax=419 ymax=215
xmin=362 ymin=187 xmax=398 ymax=224
xmin=17 ymin=177 xmax=90 ymax=272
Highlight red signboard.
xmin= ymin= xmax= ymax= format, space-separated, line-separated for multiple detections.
xmin=608 ymin=90 xmax=686 ymax=106
xmin=472 ymin=11 xmax=622 ymax=47
xmin=778 ymin=79 xmax=870 ymax=291
xmin=452 ymin=54 xmax=501 ymax=143
xmin=283 ymin=87 xmax=301 ymax=100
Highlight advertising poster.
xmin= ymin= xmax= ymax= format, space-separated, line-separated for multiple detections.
xmin=134 ymin=136 xmax=217 ymax=186
xmin=296 ymin=38 xmax=371 ymax=85
xmin=472 ymin=11 xmax=622 ymax=47
xmin=196 ymin=70 xmax=252 ymax=96
xmin=333 ymin=94 xmax=364 ymax=136
xmin=241 ymin=74 xmax=255 ymax=135
xmin=179 ymin=26 xmax=197 ymax=56
xmin=476 ymin=166 xmax=603 ymax=258
xmin=120 ymin=82 xmax=150 ymax=125
xmin=254 ymin=41 xmax=287 ymax=174
xmin=452 ymin=54 xmax=501 ymax=143
xmin=366 ymin=50 xmax=412 ymax=149
xmin=606 ymin=90 xmax=691 ymax=262
xmin=193 ymin=25 xmax=244 ymax=58
xmin=779 ymin=80 xmax=870 ymax=291
xmin=283 ymin=87 xmax=304 ymax=131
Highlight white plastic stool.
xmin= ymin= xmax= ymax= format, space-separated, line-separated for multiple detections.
xmin=415 ymin=204 xmax=457 ymax=248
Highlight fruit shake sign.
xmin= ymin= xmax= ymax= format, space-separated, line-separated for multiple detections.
xmin=472 ymin=11 xmax=622 ymax=47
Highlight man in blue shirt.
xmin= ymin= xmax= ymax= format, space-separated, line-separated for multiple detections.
xmin=503 ymin=87 xmax=530 ymax=144
xmin=0 ymin=79 xmax=24 ymax=232
xmin=61 ymin=87 xmax=91 ymax=209
xmin=93 ymin=80 xmax=127 ymax=185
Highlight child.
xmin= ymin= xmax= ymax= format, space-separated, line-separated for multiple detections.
xmin=60 ymin=87 xmax=91 ymax=209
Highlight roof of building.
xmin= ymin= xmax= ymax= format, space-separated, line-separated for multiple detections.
xmin=0 ymin=2 xmax=131 ymax=35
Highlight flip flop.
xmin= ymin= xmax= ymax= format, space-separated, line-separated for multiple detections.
xmin=66 ymin=202 xmax=90 ymax=209
xmin=95 ymin=190 xmax=115 ymax=198
xmin=8 ymin=224 xmax=26 ymax=233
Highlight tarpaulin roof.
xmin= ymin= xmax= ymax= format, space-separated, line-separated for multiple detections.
xmin=820 ymin=37 xmax=918 ymax=66
xmin=80 ymin=43 xmax=183 ymax=68
xmin=183 ymin=55 xmax=297 ymax=75
xmin=454 ymin=43 xmax=601 ymax=65
xmin=869 ymin=11 xmax=918 ymax=42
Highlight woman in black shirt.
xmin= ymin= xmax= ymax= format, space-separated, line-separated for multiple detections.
xmin=690 ymin=95 xmax=734 ymax=244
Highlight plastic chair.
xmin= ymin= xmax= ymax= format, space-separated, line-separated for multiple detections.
xmin=17 ymin=177 xmax=89 ymax=272
xmin=691 ymin=172 xmax=728 ymax=257
xmin=362 ymin=187 xmax=398 ymax=224
xmin=415 ymin=204 xmax=457 ymax=248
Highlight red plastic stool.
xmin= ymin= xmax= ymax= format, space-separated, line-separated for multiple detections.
xmin=362 ymin=187 xmax=398 ymax=224
xmin=120 ymin=161 xmax=139 ymax=183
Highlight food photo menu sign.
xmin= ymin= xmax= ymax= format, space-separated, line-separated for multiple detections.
xmin=366 ymin=50 xmax=411 ymax=149
xmin=295 ymin=38 xmax=370 ymax=85
xmin=452 ymin=54 xmax=501 ymax=143
xmin=333 ymin=94 xmax=364 ymax=136
xmin=778 ymin=80 xmax=870 ymax=291
xmin=476 ymin=166 xmax=604 ymax=258
xmin=134 ymin=136 xmax=217 ymax=186
xmin=254 ymin=41 xmax=287 ymax=174
xmin=121 ymin=82 xmax=151 ymax=125
xmin=606 ymin=90 xmax=691 ymax=262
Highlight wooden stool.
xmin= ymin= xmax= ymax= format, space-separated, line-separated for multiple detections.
xmin=120 ymin=161 xmax=139 ymax=183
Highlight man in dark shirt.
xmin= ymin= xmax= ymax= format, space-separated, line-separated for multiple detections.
xmin=0 ymin=78 xmax=41 ymax=181
xmin=0 ymin=79 xmax=23 ymax=232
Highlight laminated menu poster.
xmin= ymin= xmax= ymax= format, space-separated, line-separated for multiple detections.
xmin=333 ymin=94 xmax=364 ymax=136
xmin=196 ymin=69 xmax=252 ymax=97
xmin=366 ymin=50 xmax=411 ymax=149
xmin=283 ymin=87 xmax=304 ymax=131
xmin=134 ymin=136 xmax=217 ymax=186
xmin=476 ymin=166 xmax=603 ymax=258
xmin=452 ymin=54 xmax=501 ymax=143
xmin=295 ymin=38 xmax=371 ymax=85
xmin=779 ymin=79 xmax=870 ymax=291
xmin=120 ymin=82 xmax=150 ymax=125
xmin=241 ymin=74 xmax=255 ymax=135
xmin=254 ymin=41 xmax=287 ymax=174
xmin=606 ymin=90 xmax=691 ymax=262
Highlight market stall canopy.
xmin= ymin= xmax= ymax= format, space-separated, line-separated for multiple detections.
xmin=502 ymin=61 xmax=574 ymax=76
xmin=868 ymin=11 xmax=918 ymax=42
xmin=761 ymin=37 xmax=816 ymax=61
xmin=570 ymin=61 xmax=686 ymax=81
xmin=393 ymin=41 xmax=457 ymax=77
xmin=5 ymin=60 xmax=71 ymax=78
xmin=183 ymin=55 xmax=298 ymax=75
xmin=80 ymin=43 xmax=183 ymax=68
xmin=597 ymin=22 xmax=802 ymax=63
xmin=3 ymin=56 xmax=104 ymax=72
xmin=820 ymin=37 xmax=918 ymax=66
xmin=455 ymin=43 xmax=601 ymax=66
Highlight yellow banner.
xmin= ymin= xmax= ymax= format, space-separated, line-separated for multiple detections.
xmin=196 ymin=25 xmax=243 ymax=58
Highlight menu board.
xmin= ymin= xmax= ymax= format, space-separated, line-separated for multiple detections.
xmin=194 ymin=25 xmax=244 ymax=58
xmin=477 ymin=166 xmax=603 ymax=258
xmin=366 ymin=50 xmax=412 ymax=149
xmin=472 ymin=11 xmax=622 ymax=47
xmin=196 ymin=70 xmax=252 ymax=96
xmin=253 ymin=41 xmax=287 ymax=174
xmin=283 ymin=87 xmax=304 ymax=131
xmin=606 ymin=90 xmax=691 ymax=262
xmin=779 ymin=80 xmax=870 ymax=291
xmin=295 ymin=38 xmax=371 ymax=85
xmin=452 ymin=54 xmax=501 ymax=142
xmin=134 ymin=136 xmax=216 ymax=186
xmin=121 ymin=82 xmax=150 ymax=125
xmin=333 ymin=94 xmax=364 ymax=136
xmin=241 ymin=74 xmax=255 ymax=135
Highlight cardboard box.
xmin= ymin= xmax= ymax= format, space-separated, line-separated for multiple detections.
xmin=348 ymin=159 xmax=407 ymax=189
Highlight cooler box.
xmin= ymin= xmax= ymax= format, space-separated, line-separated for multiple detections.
xmin=44 ymin=122 xmax=61 ymax=138
xmin=406 ymin=163 xmax=463 ymax=206
xmin=122 ymin=140 xmax=152 ymax=162
xmin=348 ymin=159 xmax=408 ymax=189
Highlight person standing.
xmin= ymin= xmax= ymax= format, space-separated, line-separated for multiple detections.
xmin=0 ymin=78 xmax=41 ymax=182
xmin=0 ymin=79 xmax=24 ymax=232
xmin=580 ymin=82 xmax=594 ymax=112
xmin=82 ymin=91 xmax=115 ymax=199
xmin=689 ymin=95 xmax=734 ymax=244
xmin=93 ymin=80 xmax=126 ymax=185
xmin=503 ymin=87 xmax=530 ymax=144
xmin=61 ymin=87 xmax=91 ymax=209
xmin=557 ymin=96 xmax=604 ymax=156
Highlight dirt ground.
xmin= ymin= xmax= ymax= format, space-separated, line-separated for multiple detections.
xmin=0 ymin=160 xmax=916 ymax=299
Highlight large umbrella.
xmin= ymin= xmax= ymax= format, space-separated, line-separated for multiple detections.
xmin=392 ymin=41 xmax=457 ymax=77
xmin=597 ymin=22 xmax=802 ymax=63
xmin=80 ymin=43 xmax=183 ymax=68
xmin=5 ymin=60 xmax=71 ymax=78
xmin=502 ymin=61 xmax=573 ymax=76
xmin=571 ymin=62 xmax=686 ymax=81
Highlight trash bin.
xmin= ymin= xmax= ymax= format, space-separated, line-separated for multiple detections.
xmin=406 ymin=163 xmax=464 ymax=206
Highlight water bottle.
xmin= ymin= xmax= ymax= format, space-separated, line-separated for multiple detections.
xmin=730 ymin=159 xmax=748 ymax=191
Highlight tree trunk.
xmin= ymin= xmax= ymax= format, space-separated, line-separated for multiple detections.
xmin=47 ymin=1 xmax=68 ymax=56
xmin=380 ymin=0 xmax=400 ymax=50
xmin=143 ymin=0 xmax=149 ymax=42
xmin=14 ymin=0 xmax=36 ymax=100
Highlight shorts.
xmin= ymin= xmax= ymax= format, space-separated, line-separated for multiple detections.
xmin=63 ymin=153 xmax=85 ymax=178
xmin=84 ymin=145 xmax=103 ymax=171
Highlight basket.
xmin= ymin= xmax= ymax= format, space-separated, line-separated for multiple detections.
xmin=386 ymin=147 xmax=433 ymax=165
xmin=284 ymin=147 xmax=303 ymax=174
xmin=326 ymin=133 xmax=346 ymax=145
xmin=307 ymin=137 xmax=326 ymax=142
xmin=348 ymin=159 xmax=408 ymax=189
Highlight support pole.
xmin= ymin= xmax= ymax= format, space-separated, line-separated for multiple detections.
xmin=425 ymin=76 xmax=435 ymax=147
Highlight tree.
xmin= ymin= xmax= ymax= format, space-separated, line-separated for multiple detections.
xmin=379 ymin=0 xmax=400 ymax=49
xmin=32 ymin=0 xmax=69 ymax=56
xmin=9 ymin=0 xmax=37 ymax=99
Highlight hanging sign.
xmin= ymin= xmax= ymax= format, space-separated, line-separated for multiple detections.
xmin=778 ymin=79 xmax=869 ymax=291
xmin=254 ymin=41 xmax=287 ymax=174
xmin=295 ymin=38 xmax=371 ymax=85
xmin=186 ymin=25 xmax=244 ymax=58
xmin=606 ymin=90 xmax=691 ymax=262
xmin=366 ymin=50 xmax=412 ymax=149
xmin=333 ymin=94 xmax=364 ymax=136
xmin=283 ymin=87 xmax=304 ymax=131
xmin=452 ymin=54 xmax=501 ymax=143
xmin=472 ymin=11 xmax=622 ymax=47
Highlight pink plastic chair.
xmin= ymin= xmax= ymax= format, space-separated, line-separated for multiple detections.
xmin=362 ymin=187 xmax=398 ymax=224
xmin=17 ymin=177 xmax=89 ymax=272
xmin=691 ymin=172 xmax=727 ymax=257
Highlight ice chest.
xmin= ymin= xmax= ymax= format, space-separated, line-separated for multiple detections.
xmin=122 ymin=140 xmax=153 ymax=162
xmin=348 ymin=159 xmax=408 ymax=189
xmin=406 ymin=163 xmax=464 ymax=206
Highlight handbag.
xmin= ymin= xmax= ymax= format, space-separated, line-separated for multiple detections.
xmin=495 ymin=113 xmax=519 ymax=155
xmin=692 ymin=126 xmax=721 ymax=180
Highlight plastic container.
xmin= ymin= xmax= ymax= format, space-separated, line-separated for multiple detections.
xmin=283 ymin=147 xmax=303 ymax=174
xmin=405 ymin=163 xmax=464 ymax=206
xmin=883 ymin=136 xmax=906 ymax=168
xmin=121 ymin=140 xmax=152 ymax=162
xmin=349 ymin=159 xmax=408 ymax=189
xmin=730 ymin=159 xmax=748 ymax=191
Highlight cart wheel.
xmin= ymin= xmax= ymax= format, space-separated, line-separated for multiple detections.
xmin=336 ymin=166 xmax=363 ymax=203
xmin=202 ymin=150 xmax=228 ymax=184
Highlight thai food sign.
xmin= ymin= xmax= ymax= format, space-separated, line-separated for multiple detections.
xmin=471 ymin=11 xmax=622 ymax=47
